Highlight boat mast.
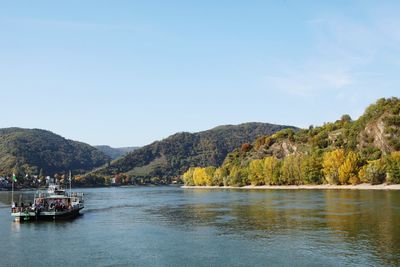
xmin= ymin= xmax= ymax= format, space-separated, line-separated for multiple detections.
xmin=11 ymin=172 xmax=16 ymax=208
xmin=69 ymin=170 xmax=72 ymax=197
xmin=11 ymin=177 xmax=14 ymax=208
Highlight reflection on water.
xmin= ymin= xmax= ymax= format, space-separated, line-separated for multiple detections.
xmin=149 ymin=189 xmax=400 ymax=265
xmin=0 ymin=187 xmax=399 ymax=266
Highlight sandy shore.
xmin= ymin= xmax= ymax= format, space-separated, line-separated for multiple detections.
xmin=181 ymin=183 xmax=400 ymax=190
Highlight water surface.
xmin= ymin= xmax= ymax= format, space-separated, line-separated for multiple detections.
xmin=0 ymin=186 xmax=399 ymax=266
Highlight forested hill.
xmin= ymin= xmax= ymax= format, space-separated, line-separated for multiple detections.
xmin=182 ymin=97 xmax=400 ymax=186
xmin=0 ymin=128 xmax=110 ymax=177
xmin=95 ymin=145 xmax=139 ymax=160
xmin=85 ymin=123 xmax=296 ymax=184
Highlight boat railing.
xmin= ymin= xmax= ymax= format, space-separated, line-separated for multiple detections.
xmin=34 ymin=192 xmax=58 ymax=198
xmin=11 ymin=206 xmax=34 ymax=213
xmin=34 ymin=191 xmax=84 ymax=198
xmin=68 ymin=192 xmax=84 ymax=197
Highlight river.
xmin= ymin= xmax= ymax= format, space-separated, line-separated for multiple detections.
xmin=0 ymin=186 xmax=399 ymax=266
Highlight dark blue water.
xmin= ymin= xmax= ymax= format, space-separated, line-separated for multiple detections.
xmin=1 ymin=186 xmax=399 ymax=266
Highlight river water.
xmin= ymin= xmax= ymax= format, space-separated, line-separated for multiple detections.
xmin=0 ymin=186 xmax=399 ymax=266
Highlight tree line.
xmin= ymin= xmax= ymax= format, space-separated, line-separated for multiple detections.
xmin=182 ymin=150 xmax=400 ymax=186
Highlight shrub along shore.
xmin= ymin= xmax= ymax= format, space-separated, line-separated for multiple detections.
xmin=181 ymin=183 xmax=400 ymax=190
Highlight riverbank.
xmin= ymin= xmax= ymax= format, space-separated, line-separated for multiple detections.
xmin=181 ymin=183 xmax=400 ymax=190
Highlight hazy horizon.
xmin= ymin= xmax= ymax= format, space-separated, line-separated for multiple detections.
xmin=1 ymin=1 xmax=399 ymax=146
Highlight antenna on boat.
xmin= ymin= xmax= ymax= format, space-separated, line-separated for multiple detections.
xmin=11 ymin=176 xmax=14 ymax=208
xmin=69 ymin=170 xmax=72 ymax=197
xmin=11 ymin=172 xmax=17 ymax=208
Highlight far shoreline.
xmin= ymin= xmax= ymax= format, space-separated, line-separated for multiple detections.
xmin=181 ymin=183 xmax=400 ymax=190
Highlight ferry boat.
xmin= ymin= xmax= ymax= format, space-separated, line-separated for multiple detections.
xmin=11 ymin=175 xmax=84 ymax=222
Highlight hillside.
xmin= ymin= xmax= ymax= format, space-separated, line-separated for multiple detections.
xmin=95 ymin=145 xmax=139 ymax=160
xmin=0 ymin=128 xmax=110 ymax=178
xmin=84 ymin=122 xmax=296 ymax=184
xmin=183 ymin=97 xmax=400 ymax=186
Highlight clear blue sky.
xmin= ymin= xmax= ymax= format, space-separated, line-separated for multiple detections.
xmin=1 ymin=1 xmax=399 ymax=147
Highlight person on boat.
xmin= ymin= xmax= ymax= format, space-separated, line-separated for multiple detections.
xmin=11 ymin=202 xmax=16 ymax=213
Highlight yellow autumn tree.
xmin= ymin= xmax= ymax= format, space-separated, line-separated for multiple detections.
xmin=248 ymin=159 xmax=264 ymax=185
xmin=323 ymin=149 xmax=345 ymax=184
xmin=263 ymin=156 xmax=280 ymax=185
xmin=204 ymin=166 xmax=216 ymax=186
xmin=74 ymin=175 xmax=84 ymax=185
xmin=182 ymin=167 xmax=195 ymax=185
xmin=193 ymin=167 xmax=207 ymax=186
xmin=338 ymin=151 xmax=359 ymax=185
xmin=212 ymin=167 xmax=224 ymax=186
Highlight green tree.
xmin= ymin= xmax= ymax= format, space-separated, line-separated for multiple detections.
xmin=39 ymin=168 xmax=46 ymax=185
xmin=358 ymin=159 xmax=386 ymax=184
xmin=13 ymin=162 xmax=24 ymax=178
xmin=301 ymin=153 xmax=323 ymax=184
xmin=385 ymin=152 xmax=400 ymax=184
xmin=182 ymin=167 xmax=195 ymax=185
xmin=341 ymin=114 xmax=352 ymax=123
xmin=226 ymin=166 xmax=247 ymax=186
xmin=281 ymin=154 xmax=302 ymax=185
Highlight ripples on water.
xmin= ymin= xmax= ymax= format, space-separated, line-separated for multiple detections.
xmin=0 ymin=186 xmax=399 ymax=267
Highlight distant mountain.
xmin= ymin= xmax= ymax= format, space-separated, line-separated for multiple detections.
xmin=95 ymin=145 xmax=139 ymax=160
xmin=87 ymin=122 xmax=297 ymax=184
xmin=0 ymin=128 xmax=110 ymax=177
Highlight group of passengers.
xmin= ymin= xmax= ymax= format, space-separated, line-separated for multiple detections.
xmin=11 ymin=202 xmax=34 ymax=213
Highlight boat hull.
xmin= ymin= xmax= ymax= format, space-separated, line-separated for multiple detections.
xmin=12 ymin=207 xmax=83 ymax=222
xmin=37 ymin=207 xmax=83 ymax=220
